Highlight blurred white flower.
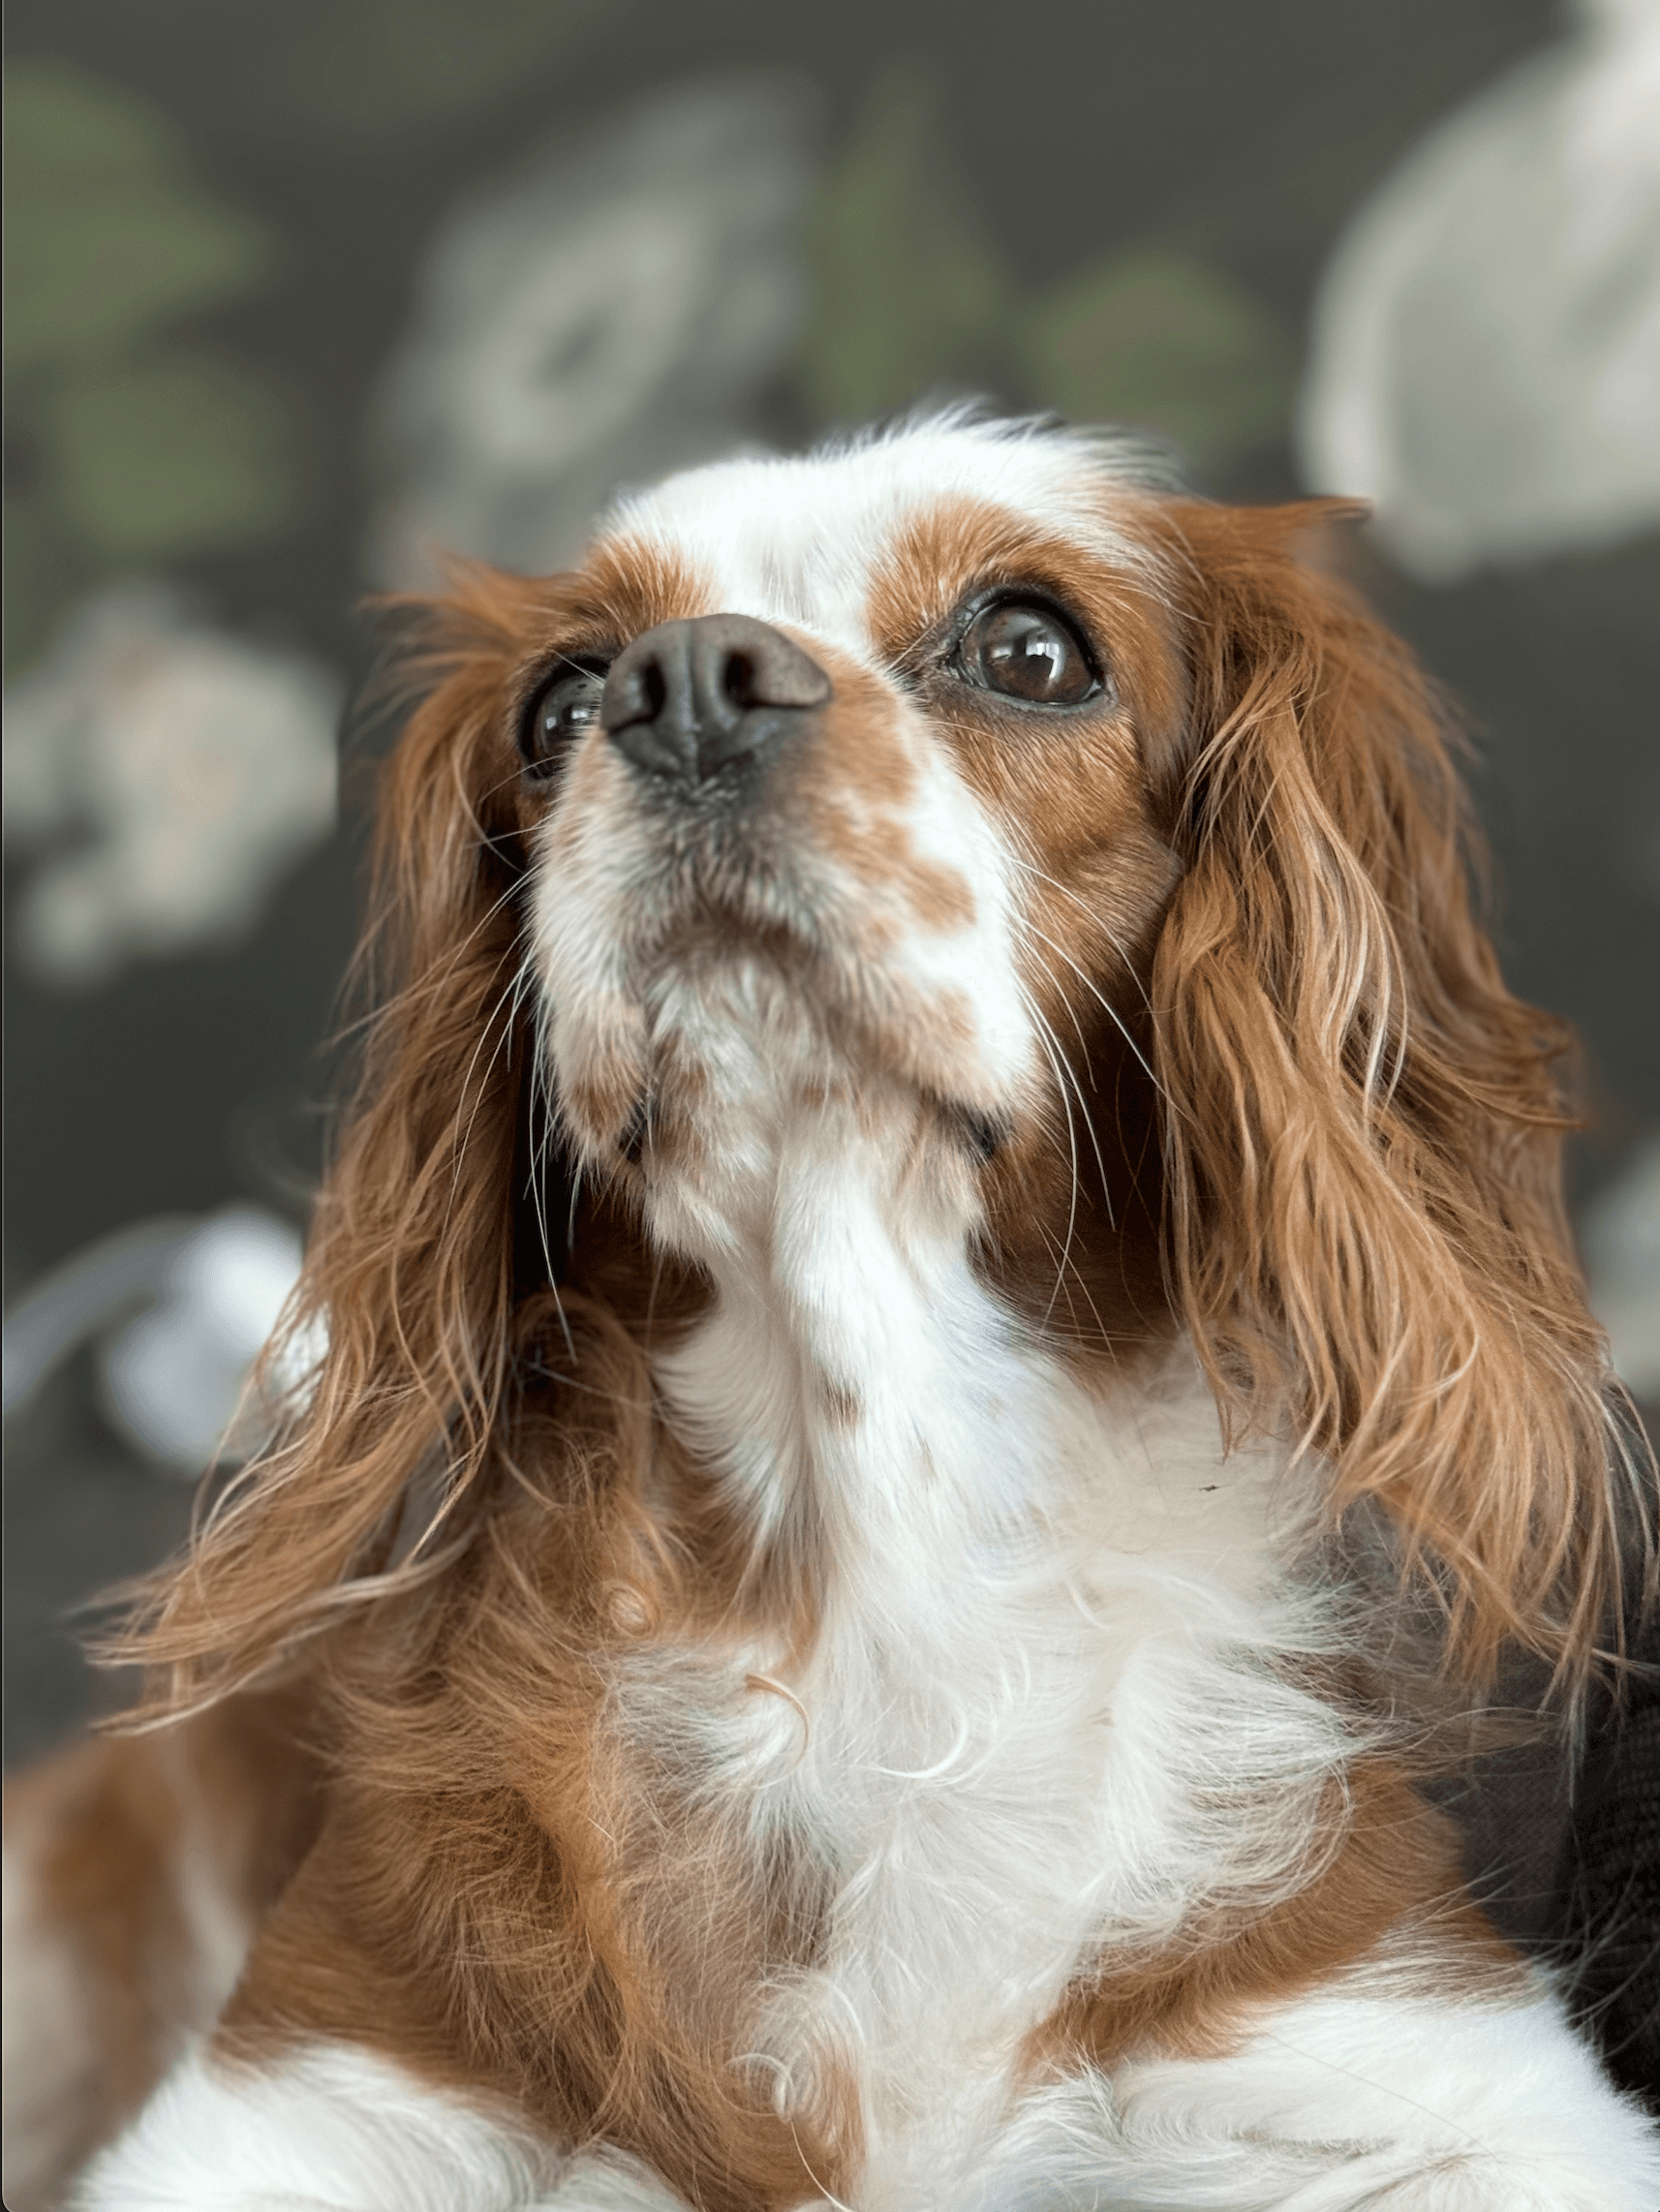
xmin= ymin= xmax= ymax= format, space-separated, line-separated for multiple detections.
xmin=99 ymin=1206 xmax=308 ymax=1471
xmin=2 ymin=584 xmax=341 ymax=989
xmin=366 ymin=76 xmax=814 ymax=588
xmin=1298 ymin=0 xmax=1660 ymax=581
xmin=3 ymin=1205 xmax=311 ymax=1475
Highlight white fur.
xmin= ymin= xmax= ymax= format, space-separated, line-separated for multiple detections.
xmin=71 ymin=2040 xmax=698 ymax=2211
xmin=75 ymin=1988 xmax=1660 ymax=2212
xmin=69 ymin=2041 xmax=563 ymax=2211
xmin=974 ymin=1983 xmax=1660 ymax=2210
xmin=623 ymin=1049 xmax=1650 ymax=2206
xmin=611 ymin=412 xmax=1176 ymax=661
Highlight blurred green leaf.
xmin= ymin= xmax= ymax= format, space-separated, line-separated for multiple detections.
xmin=799 ymin=70 xmax=1011 ymax=425
xmin=41 ymin=350 xmax=300 ymax=560
xmin=1025 ymin=249 xmax=1294 ymax=470
xmin=3 ymin=59 xmax=275 ymax=375
xmin=292 ymin=0 xmax=612 ymax=134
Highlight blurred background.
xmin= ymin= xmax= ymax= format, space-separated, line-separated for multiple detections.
xmin=4 ymin=0 xmax=1658 ymax=2070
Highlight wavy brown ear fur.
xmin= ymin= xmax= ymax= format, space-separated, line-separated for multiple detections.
xmin=1147 ymin=499 xmax=1647 ymax=1694
xmin=103 ymin=566 xmax=556 ymax=1722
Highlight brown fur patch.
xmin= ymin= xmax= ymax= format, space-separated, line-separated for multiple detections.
xmin=4 ymin=1691 xmax=322 ymax=2189
xmin=817 ymin=1373 xmax=861 ymax=1429
xmin=212 ymin=1387 xmax=856 ymax=2205
xmin=1138 ymin=496 xmax=1637 ymax=1686
xmin=784 ymin=647 xmax=976 ymax=935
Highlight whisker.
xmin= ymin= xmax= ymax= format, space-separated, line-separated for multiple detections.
xmin=567 ymin=1157 xmax=586 ymax=1262
xmin=448 ymin=961 xmax=527 ymax=1209
xmin=331 ymin=872 xmax=530 ymax=1058
xmin=1007 ymin=854 xmax=1158 ymax=1021
xmin=1019 ymin=907 xmax=1176 ymax=1116
xmin=525 ymin=982 xmax=576 ymax=1364
xmin=1016 ymin=961 xmax=1117 ymax=1235
xmin=1016 ymin=982 xmax=1082 ymax=1322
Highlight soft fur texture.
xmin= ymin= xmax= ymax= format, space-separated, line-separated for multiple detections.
xmin=5 ymin=414 xmax=1656 ymax=2211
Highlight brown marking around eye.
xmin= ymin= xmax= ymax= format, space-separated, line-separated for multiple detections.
xmin=866 ymin=498 xmax=1185 ymax=1364
xmin=867 ymin=496 xmax=1184 ymax=819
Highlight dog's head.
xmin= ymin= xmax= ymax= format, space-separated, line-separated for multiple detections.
xmin=128 ymin=415 xmax=1636 ymax=1707
xmin=518 ymin=425 xmax=1191 ymax=1351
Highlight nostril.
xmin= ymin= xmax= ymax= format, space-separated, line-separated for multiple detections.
xmin=721 ymin=651 xmax=755 ymax=709
xmin=642 ymin=660 xmax=666 ymax=720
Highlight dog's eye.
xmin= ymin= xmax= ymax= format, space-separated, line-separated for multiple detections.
xmin=519 ymin=660 xmax=608 ymax=778
xmin=957 ymin=599 xmax=1099 ymax=707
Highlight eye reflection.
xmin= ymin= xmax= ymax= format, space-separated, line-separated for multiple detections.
xmin=956 ymin=599 xmax=1100 ymax=707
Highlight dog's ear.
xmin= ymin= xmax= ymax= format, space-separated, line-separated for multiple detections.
xmin=1148 ymin=500 xmax=1634 ymax=1688
xmin=110 ymin=567 xmax=572 ymax=1717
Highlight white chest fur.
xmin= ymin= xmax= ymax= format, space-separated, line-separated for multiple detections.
xmin=629 ymin=1096 xmax=1351 ymax=2189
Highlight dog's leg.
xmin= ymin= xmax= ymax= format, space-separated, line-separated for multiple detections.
xmin=969 ymin=1979 xmax=1660 ymax=2211
xmin=66 ymin=2039 xmax=569 ymax=2211
xmin=67 ymin=1785 xmax=835 ymax=2212
xmin=68 ymin=2040 xmax=750 ymax=2212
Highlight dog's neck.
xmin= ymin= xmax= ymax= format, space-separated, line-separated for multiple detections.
xmin=630 ymin=1038 xmax=1330 ymax=2096
xmin=643 ymin=1055 xmax=1056 ymax=1607
xmin=638 ymin=1079 xmax=1223 ymax=1679
xmin=625 ymin=966 xmax=1287 ymax=1650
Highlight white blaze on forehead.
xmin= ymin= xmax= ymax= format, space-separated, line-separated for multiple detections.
xmin=605 ymin=414 xmax=1161 ymax=660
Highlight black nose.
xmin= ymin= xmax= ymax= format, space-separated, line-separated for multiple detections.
xmin=600 ymin=613 xmax=831 ymax=782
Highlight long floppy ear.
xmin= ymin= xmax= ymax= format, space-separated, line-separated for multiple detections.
xmin=107 ymin=566 xmax=569 ymax=1719
xmin=1148 ymin=500 xmax=1644 ymax=1691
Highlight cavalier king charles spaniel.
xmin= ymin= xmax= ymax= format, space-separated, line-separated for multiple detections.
xmin=6 ymin=414 xmax=1657 ymax=2210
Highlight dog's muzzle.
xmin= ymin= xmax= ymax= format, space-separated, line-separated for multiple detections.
xmin=600 ymin=613 xmax=832 ymax=784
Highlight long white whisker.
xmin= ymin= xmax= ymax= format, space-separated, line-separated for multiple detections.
xmin=1033 ymin=1219 xmax=1089 ymax=1338
xmin=1007 ymin=853 xmax=1165 ymax=1031
xmin=1016 ymin=982 xmax=1082 ymax=1322
xmin=1020 ymin=909 xmax=1175 ymax=1114
xmin=524 ymin=972 xmax=577 ymax=1365
xmin=449 ymin=961 xmax=527 ymax=1204
xmin=1016 ymin=958 xmax=1116 ymax=1233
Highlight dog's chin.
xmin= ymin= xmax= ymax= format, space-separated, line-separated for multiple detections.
xmin=553 ymin=931 xmax=1018 ymax=1218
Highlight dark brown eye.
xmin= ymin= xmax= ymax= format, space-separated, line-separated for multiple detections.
xmin=519 ymin=659 xmax=608 ymax=778
xmin=956 ymin=599 xmax=1099 ymax=707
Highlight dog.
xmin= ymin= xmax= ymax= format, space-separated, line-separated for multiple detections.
xmin=6 ymin=413 xmax=1657 ymax=2210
